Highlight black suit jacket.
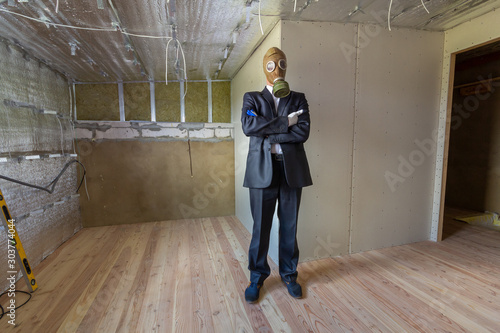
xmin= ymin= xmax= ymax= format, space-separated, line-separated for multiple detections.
xmin=241 ymin=87 xmax=313 ymax=189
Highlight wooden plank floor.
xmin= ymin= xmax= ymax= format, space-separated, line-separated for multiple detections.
xmin=1 ymin=213 xmax=499 ymax=332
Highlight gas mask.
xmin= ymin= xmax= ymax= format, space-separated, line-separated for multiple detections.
xmin=263 ymin=47 xmax=290 ymax=98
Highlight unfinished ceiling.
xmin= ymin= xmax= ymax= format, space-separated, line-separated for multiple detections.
xmin=1 ymin=0 xmax=500 ymax=83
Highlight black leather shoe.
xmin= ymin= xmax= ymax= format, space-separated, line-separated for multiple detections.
xmin=245 ymin=282 xmax=262 ymax=303
xmin=283 ymin=280 xmax=302 ymax=298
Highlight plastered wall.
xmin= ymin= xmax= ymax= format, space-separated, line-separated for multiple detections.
xmin=75 ymin=121 xmax=235 ymax=226
xmin=233 ymin=20 xmax=444 ymax=263
xmin=74 ymin=79 xmax=234 ymax=226
xmin=0 ymin=39 xmax=82 ymax=292
xmin=431 ymin=9 xmax=500 ymax=240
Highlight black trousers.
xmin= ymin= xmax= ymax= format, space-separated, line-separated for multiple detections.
xmin=248 ymin=154 xmax=302 ymax=284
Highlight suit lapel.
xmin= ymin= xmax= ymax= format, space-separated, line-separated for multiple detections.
xmin=262 ymin=87 xmax=292 ymax=117
xmin=277 ymin=93 xmax=291 ymax=116
xmin=261 ymin=88 xmax=276 ymax=117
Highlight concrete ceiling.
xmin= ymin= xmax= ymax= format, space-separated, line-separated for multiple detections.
xmin=1 ymin=0 xmax=500 ymax=83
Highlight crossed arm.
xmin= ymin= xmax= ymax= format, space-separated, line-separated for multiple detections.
xmin=241 ymin=92 xmax=310 ymax=144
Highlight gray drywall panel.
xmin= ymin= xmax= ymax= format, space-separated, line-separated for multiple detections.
xmin=281 ymin=21 xmax=356 ymax=260
xmin=350 ymin=25 xmax=443 ymax=252
xmin=233 ymin=21 xmax=357 ymax=265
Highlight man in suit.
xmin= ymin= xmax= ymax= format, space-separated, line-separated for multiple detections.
xmin=241 ymin=47 xmax=313 ymax=303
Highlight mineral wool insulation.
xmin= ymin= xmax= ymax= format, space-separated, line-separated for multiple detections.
xmin=0 ymin=39 xmax=82 ymax=292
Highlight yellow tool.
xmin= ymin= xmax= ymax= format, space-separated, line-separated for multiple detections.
xmin=0 ymin=188 xmax=38 ymax=292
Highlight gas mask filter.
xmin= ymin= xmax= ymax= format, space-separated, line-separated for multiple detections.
xmin=263 ymin=47 xmax=290 ymax=98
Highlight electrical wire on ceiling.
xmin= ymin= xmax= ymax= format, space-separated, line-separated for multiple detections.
xmin=421 ymin=0 xmax=430 ymax=14
xmin=178 ymin=41 xmax=188 ymax=98
xmin=165 ymin=38 xmax=188 ymax=98
xmin=258 ymin=0 xmax=264 ymax=35
xmin=0 ymin=8 xmax=116 ymax=32
xmin=388 ymin=0 xmax=393 ymax=31
xmin=165 ymin=37 xmax=174 ymax=83
xmin=0 ymin=8 xmax=173 ymax=38
xmin=0 ymin=7 xmax=187 ymax=88
xmin=388 ymin=0 xmax=430 ymax=31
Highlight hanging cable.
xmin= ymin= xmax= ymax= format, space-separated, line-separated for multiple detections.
xmin=0 ymin=8 xmax=172 ymax=38
xmin=68 ymin=119 xmax=77 ymax=155
xmin=55 ymin=0 xmax=60 ymax=13
xmin=0 ymin=9 xmax=116 ymax=31
xmin=421 ymin=0 xmax=430 ymax=14
xmin=68 ymin=84 xmax=73 ymax=124
xmin=388 ymin=0 xmax=393 ymax=31
xmin=82 ymin=170 xmax=90 ymax=200
xmin=177 ymin=40 xmax=188 ymax=98
xmin=187 ymin=130 xmax=193 ymax=178
xmin=0 ymin=160 xmax=87 ymax=194
xmin=388 ymin=0 xmax=429 ymax=31
xmin=258 ymin=0 xmax=264 ymax=35
xmin=67 ymin=120 xmax=90 ymax=200
xmin=120 ymin=30 xmax=172 ymax=39
xmin=70 ymin=125 xmax=91 ymax=201
xmin=165 ymin=38 xmax=173 ymax=85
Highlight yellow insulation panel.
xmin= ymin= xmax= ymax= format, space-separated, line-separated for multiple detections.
xmin=76 ymin=84 xmax=120 ymax=121
xmin=212 ymin=81 xmax=231 ymax=123
xmin=124 ymin=82 xmax=151 ymax=121
xmin=185 ymin=82 xmax=208 ymax=123
xmin=155 ymin=82 xmax=180 ymax=122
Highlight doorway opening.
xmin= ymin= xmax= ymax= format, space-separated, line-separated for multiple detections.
xmin=441 ymin=40 xmax=500 ymax=239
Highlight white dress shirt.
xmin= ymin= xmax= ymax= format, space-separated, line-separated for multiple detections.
xmin=266 ymin=85 xmax=283 ymax=154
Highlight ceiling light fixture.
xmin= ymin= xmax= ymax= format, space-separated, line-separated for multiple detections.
xmin=348 ymin=5 xmax=365 ymax=17
xmin=69 ymin=42 xmax=78 ymax=56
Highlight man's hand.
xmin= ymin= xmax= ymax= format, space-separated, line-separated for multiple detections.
xmin=288 ymin=109 xmax=304 ymax=127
